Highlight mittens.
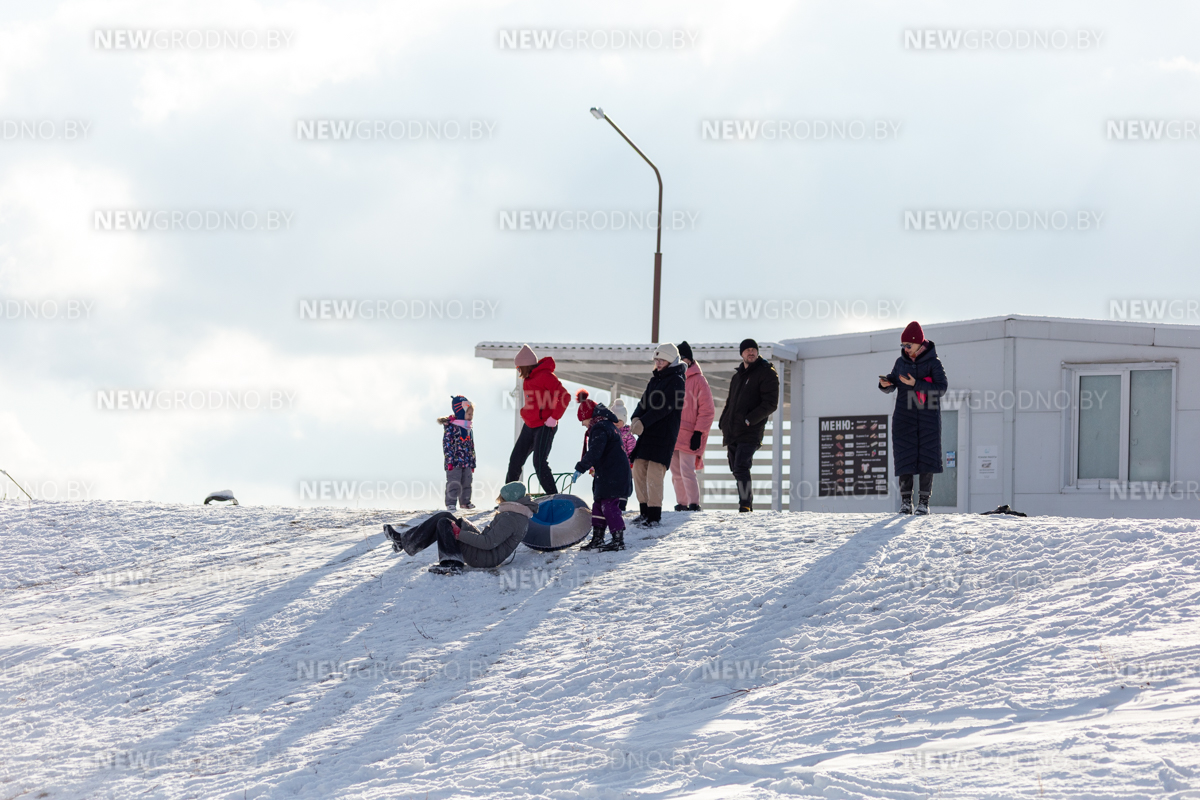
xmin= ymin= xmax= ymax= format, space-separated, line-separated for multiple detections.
xmin=690 ymin=430 xmax=703 ymax=451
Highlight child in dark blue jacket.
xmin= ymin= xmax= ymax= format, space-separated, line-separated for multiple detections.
xmin=573 ymin=390 xmax=634 ymax=552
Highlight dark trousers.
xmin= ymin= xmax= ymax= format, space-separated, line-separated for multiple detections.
xmin=591 ymin=497 xmax=626 ymax=533
xmin=400 ymin=511 xmax=463 ymax=562
xmin=727 ymin=443 xmax=758 ymax=509
xmin=899 ymin=473 xmax=934 ymax=500
xmin=506 ymin=423 xmax=558 ymax=495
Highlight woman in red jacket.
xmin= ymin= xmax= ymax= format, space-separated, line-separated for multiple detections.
xmin=505 ymin=344 xmax=572 ymax=496
xmin=670 ymin=341 xmax=715 ymax=511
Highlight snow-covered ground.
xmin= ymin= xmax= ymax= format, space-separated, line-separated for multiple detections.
xmin=2 ymin=501 xmax=1199 ymax=799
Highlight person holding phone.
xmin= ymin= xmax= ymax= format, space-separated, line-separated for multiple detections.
xmin=879 ymin=321 xmax=948 ymax=515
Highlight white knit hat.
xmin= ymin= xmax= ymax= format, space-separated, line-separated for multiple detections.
xmin=611 ymin=398 xmax=629 ymax=423
xmin=653 ymin=343 xmax=680 ymax=362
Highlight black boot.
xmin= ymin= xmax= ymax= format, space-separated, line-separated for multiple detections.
xmin=580 ymin=525 xmax=607 ymax=551
xmin=915 ymin=494 xmax=930 ymax=516
xmin=631 ymin=502 xmax=648 ymax=524
xmin=687 ymin=503 xmax=701 ymax=511
xmin=598 ymin=529 xmax=625 ymax=551
xmin=428 ymin=560 xmax=464 ymax=575
xmin=899 ymin=495 xmax=913 ymax=514
xmin=674 ymin=504 xmax=686 ymax=511
xmin=638 ymin=507 xmax=662 ymax=528
xmin=384 ymin=524 xmax=417 ymax=555
xmin=383 ymin=524 xmax=403 ymax=553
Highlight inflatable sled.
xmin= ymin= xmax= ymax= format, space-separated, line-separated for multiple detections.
xmin=522 ymin=493 xmax=592 ymax=551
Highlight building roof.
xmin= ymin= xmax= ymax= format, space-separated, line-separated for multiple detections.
xmin=779 ymin=314 xmax=1200 ymax=359
xmin=474 ymin=341 xmax=797 ymax=402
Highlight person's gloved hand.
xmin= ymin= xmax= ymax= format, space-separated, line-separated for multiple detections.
xmin=544 ymin=417 xmax=558 ymax=428
xmin=690 ymin=430 xmax=703 ymax=451
xmin=630 ymin=418 xmax=644 ymax=436
xmin=572 ymin=470 xmax=582 ymax=483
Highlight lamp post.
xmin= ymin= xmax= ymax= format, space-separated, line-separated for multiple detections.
xmin=590 ymin=107 xmax=663 ymax=343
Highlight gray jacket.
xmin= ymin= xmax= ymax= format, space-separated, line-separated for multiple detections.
xmin=455 ymin=497 xmax=537 ymax=568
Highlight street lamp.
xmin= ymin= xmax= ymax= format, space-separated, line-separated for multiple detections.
xmin=589 ymin=107 xmax=664 ymax=343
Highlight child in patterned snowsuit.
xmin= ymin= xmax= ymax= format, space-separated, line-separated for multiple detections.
xmin=438 ymin=396 xmax=476 ymax=511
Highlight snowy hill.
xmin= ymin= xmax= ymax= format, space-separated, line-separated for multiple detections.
xmin=2 ymin=501 xmax=1199 ymax=799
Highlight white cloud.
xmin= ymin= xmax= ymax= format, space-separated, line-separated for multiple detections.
xmin=1159 ymin=56 xmax=1200 ymax=73
xmin=0 ymin=159 xmax=158 ymax=304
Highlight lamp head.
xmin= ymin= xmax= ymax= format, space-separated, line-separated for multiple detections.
xmin=589 ymin=107 xmax=604 ymax=120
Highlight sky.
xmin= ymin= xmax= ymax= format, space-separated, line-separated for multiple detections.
xmin=1 ymin=0 xmax=1198 ymax=508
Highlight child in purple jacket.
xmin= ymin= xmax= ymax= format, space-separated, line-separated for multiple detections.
xmin=438 ymin=396 xmax=476 ymax=511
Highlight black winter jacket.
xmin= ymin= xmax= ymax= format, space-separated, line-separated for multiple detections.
xmin=879 ymin=341 xmax=948 ymax=475
xmin=575 ymin=405 xmax=634 ymax=500
xmin=630 ymin=361 xmax=687 ymax=467
xmin=719 ymin=358 xmax=780 ymax=447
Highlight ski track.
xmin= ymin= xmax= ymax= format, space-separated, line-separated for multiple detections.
xmin=1 ymin=501 xmax=1199 ymax=799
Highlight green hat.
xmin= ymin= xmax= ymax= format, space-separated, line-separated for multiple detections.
xmin=499 ymin=482 xmax=526 ymax=502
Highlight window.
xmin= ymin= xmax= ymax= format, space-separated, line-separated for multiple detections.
xmin=1068 ymin=364 xmax=1175 ymax=489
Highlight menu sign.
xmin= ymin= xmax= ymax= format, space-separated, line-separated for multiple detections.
xmin=818 ymin=415 xmax=889 ymax=496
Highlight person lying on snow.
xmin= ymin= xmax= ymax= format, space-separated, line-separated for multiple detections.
xmin=383 ymin=481 xmax=537 ymax=575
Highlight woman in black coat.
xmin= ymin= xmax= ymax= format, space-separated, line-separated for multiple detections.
xmin=879 ymin=321 xmax=948 ymax=515
xmin=629 ymin=343 xmax=687 ymax=527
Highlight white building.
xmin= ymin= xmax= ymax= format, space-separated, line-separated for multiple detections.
xmin=478 ymin=315 xmax=1200 ymax=518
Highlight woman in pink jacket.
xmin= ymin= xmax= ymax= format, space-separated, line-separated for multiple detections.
xmin=671 ymin=341 xmax=715 ymax=511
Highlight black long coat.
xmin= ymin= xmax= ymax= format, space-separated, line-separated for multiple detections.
xmin=576 ymin=405 xmax=634 ymax=500
xmin=630 ymin=361 xmax=687 ymax=467
xmin=879 ymin=341 xmax=948 ymax=475
xmin=719 ymin=357 xmax=780 ymax=447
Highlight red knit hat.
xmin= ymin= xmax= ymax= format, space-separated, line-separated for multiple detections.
xmin=901 ymin=321 xmax=925 ymax=344
xmin=576 ymin=389 xmax=597 ymax=421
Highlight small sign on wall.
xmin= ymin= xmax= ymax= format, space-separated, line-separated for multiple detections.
xmin=975 ymin=445 xmax=999 ymax=480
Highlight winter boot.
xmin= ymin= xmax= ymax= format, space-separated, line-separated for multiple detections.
xmin=687 ymin=503 xmax=701 ymax=511
xmin=429 ymin=560 xmax=464 ymax=575
xmin=674 ymin=504 xmax=687 ymax=511
xmin=631 ymin=502 xmax=648 ymax=525
xmin=899 ymin=495 xmax=913 ymax=515
xmin=638 ymin=507 xmax=662 ymax=528
xmin=738 ymin=505 xmax=752 ymax=513
xmin=383 ymin=524 xmax=415 ymax=555
xmin=915 ymin=495 xmax=930 ymax=516
xmin=461 ymin=502 xmax=476 ymax=511
xmin=383 ymin=524 xmax=402 ymax=553
xmin=598 ymin=529 xmax=625 ymax=552
xmin=579 ymin=525 xmax=607 ymax=551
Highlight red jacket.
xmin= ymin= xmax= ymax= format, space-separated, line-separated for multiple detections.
xmin=520 ymin=357 xmax=571 ymax=428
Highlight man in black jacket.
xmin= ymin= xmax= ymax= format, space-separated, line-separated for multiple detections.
xmin=718 ymin=339 xmax=779 ymax=512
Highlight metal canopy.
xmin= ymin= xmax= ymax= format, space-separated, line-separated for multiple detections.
xmin=474 ymin=341 xmax=797 ymax=405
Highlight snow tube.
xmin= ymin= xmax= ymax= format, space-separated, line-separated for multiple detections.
xmin=522 ymin=494 xmax=592 ymax=551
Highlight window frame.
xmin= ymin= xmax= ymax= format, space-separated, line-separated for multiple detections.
xmin=1062 ymin=361 xmax=1176 ymax=492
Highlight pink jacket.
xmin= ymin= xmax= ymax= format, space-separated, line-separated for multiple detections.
xmin=674 ymin=361 xmax=715 ymax=469
xmin=618 ymin=425 xmax=637 ymax=461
